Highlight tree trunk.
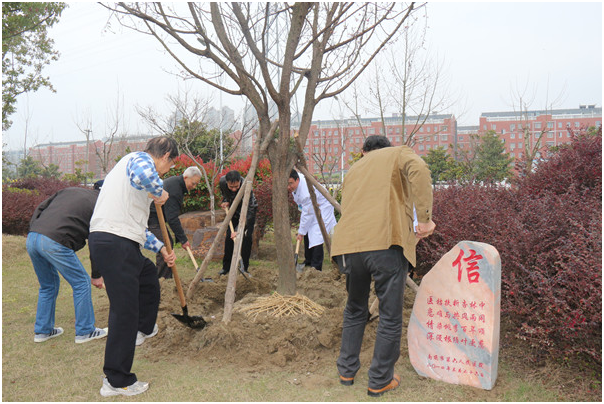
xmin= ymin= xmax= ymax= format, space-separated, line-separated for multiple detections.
xmin=271 ymin=166 xmax=296 ymax=295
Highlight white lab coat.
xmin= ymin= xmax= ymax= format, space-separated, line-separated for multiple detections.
xmin=293 ymin=173 xmax=337 ymax=248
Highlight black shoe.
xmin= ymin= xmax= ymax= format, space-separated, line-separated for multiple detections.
xmin=219 ymin=268 xmax=229 ymax=276
xmin=339 ymin=375 xmax=354 ymax=386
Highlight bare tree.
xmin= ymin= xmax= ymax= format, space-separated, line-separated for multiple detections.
xmin=508 ymin=78 xmax=566 ymax=176
xmin=106 ymin=2 xmax=421 ymax=295
xmin=76 ymin=92 xmax=126 ymax=177
xmin=138 ymin=87 xmax=251 ymax=225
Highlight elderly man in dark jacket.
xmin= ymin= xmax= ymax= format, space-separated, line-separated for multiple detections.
xmin=218 ymin=170 xmax=257 ymax=276
xmin=26 ymin=181 xmax=107 ymax=344
xmin=148 ymin=166 xmax=202 ymax=278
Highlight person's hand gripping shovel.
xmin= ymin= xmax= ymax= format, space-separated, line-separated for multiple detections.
xmin=155 ymin=202 xmax=207 ymax=329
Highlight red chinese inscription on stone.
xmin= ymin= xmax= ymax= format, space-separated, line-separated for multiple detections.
xmin=453 ymin=249 xmax=483 ymax=284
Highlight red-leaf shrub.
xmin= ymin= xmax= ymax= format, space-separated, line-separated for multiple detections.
xmin=2 ymin=178 xmax=80 ymax=235
xmin=416 ymin=133 xmax=602 ymax=366
xmin=254 ymin=177 xmax=300 ymax=239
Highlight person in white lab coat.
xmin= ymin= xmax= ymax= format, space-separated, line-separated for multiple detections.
xmin=287 ymin=169 xmax=337 ymax=271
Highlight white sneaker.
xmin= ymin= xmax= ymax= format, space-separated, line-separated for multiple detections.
xmin=75 ymin=327 xmax=108 ymax=344
xmin=99 ymin=377 xmax=149 ymax=397
xmin=34 ymin=327 xmax=64 ymax=343
xmin=135 ymin=323 xmax=158 ymax=346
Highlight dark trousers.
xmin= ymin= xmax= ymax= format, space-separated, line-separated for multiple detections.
xmin=223 ymin=219 xmax=255 ymax=272
xmin=148 ymin=223 xmax=173 ymax=279
xmin=88 ymin=232 xmax=160 ymax=388
xmin=303 ymin=234 xmax=324 ymax=271
xmin=336 ymin=246 xmax=408 ymax=390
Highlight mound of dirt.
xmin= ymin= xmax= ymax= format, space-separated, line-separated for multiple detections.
xmin=143 ymin=265 xmax=416 ymax=373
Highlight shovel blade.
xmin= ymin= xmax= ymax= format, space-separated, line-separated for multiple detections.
xmin=172 ymin=305 xmax=207 ymax=329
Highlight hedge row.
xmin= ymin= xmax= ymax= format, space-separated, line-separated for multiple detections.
xmin=416 ymin=133 xmax=602 ymax=365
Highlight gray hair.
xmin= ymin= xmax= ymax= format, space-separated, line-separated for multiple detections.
xmin=183 ymin=166 xmax=202 ymax=179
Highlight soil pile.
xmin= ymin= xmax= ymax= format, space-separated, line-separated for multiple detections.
xmin=144 ymin=265 xmax=417 ymax=372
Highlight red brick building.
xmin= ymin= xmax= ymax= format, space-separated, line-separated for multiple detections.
xmin=478 ymin=105 xmax=601 ymax=160
xmin=30 ymin=135 xmax=153 ymax=179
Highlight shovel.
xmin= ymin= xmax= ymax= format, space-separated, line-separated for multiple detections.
xmin=155 ymin=202 xmax=207 ymax=329
xmin=185 ymin=245 xmax=213 ymax=283
xmin=294 ymin=238 xmax=304 ymax=272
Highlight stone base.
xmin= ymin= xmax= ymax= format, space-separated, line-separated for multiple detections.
xmin=179 ymin=209 xmax=259 ymax=261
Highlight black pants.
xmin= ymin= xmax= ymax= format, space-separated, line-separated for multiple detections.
xmin=336 ymin=246 xmax=408 ymax=390
xmin=223 ymin=218 xmax=255 ymax=272
xmin=148 ymin=223 xmax=173 ymax=279
xmin=303 ymin=234 xmax=324 ymax=271
xmin=88 ymin=232 xmax=160 ymax=388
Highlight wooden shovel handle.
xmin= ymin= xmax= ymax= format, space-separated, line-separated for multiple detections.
xmin=295 ymin=238 xmax=301 ymax=254
xmin=223 ymin=207 xmax=236 ymax=233
xmin=185 ymin=246 xmax=199 ymax=270
xmin=154 ymin=202 xmax=187 ymax=309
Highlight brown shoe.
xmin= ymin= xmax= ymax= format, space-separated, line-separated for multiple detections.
xmin=367 ymin=374 xmax=400 ymax=397
xmin=339 ymin=375 xmax=354 ymax=386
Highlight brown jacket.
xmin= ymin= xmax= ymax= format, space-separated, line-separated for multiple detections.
xmin=330 ymin=146 xmax=433 ymax=267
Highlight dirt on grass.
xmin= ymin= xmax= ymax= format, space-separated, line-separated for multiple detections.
xmin=145 ymin=263 xmax=386 ymax=373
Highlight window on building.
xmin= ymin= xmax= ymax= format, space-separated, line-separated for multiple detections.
xmin=355 ymin=138 xmax=360 ymax=144
xmin=433 ymin=135 xmax=437 ymax=141
xmin=557 ymin=122 xmax=562 ymax=129
xmin=535 ymin=122 xmax=542 ymax=129
xmin=459 ymin=135 xmax=464 ymax=141
xmin=441 ymin=134 xmax=448 ymax=141
xmin=419 ymin=126 xmax=424 ymax=132
xmin=396 ymin=127 xmax=400 ymax=134
xmin=547 ymin=122 xmax=554 ymax=129
xmin=442 ymin=125 xmax=448 ymax=131
xmin=511 ymin=133 xmax=515 ymax=139
xmin=518 ymin=133 xmax=523 ymax=139
xmin=368 ymin=128 xmax=375 ymax=135
xmin=313 ymin=139 xmax=319 ymax=145
xmin=510 ymin=143 xmax=515 ymax=150
xmin=547 ymin=131 xmax=554 ymax=138
xmin=510 ymin=123 xmax=516 ymax=130
xmin=434 ymin=126 xmax=438 ymax=132
xmin=502 ymin=129 xmax=506 ymax=134
xmin=491 ymin=124 xmax=496 ymax=130
xmin=419 ymin=145 xmax=424 ymax=151
xmin=575 ymin=122 xmax=580 ymax=128
xmin=356 ymin=129 xmax=360 ymax=135
xmin=427 ymin=145 xmax=431 ymax=150
xmin=427 ymin=126 xmax=431 ymax=132
xmin=348 ymin=129 xmax=354 ymax=136
xmin=510 ymin=152 xmax=515 ymax=158
xmin=483 ymin=125 xmax=487 ymax=130
xmin=518 ymin=142 xmax=522 ymax=148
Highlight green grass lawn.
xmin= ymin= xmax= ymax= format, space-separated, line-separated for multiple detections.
xmin=2 ymin=233 xmax=599 ymax=401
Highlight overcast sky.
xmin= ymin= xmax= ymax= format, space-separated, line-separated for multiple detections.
xmin=4 ymin=1 xmax=602 ymax=152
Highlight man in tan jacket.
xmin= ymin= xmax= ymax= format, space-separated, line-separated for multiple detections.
xmin=331 ymin=135 xmax=436 ymax=397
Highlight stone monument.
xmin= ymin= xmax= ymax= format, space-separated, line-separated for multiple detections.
xmin=407 ymin=240 xmax=501 ymax=390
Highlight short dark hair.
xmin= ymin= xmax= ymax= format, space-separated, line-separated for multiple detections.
xmin=93 ymin=180 xmax=104 ymax=190
xmin=144 ymin=136 xmax=179 ymax=159
xmin=289 ymin=169 xmax=299 ymax=181
xmin=362 ymin=135 xmax=391 ymax=152
xmin=225 ymin=170 xmax=242 ymax=183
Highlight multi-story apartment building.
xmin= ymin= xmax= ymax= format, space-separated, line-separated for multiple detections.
xmin=299 ymin=113 xmax=457 ymax=176
xmin=23 ymin=105 xmax=601 ymax=180
xmin=478 ymin=104 xmax=601 ymax=160
xmin=29 ymin=135 xmax=153 ymax=179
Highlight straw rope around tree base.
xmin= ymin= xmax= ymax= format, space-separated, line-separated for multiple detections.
xmin=237 ymin=292 xmax=325 ymax=320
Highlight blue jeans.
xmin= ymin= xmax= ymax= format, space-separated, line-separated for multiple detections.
xmin=26 ymin=232 xmax=96 ymax=336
